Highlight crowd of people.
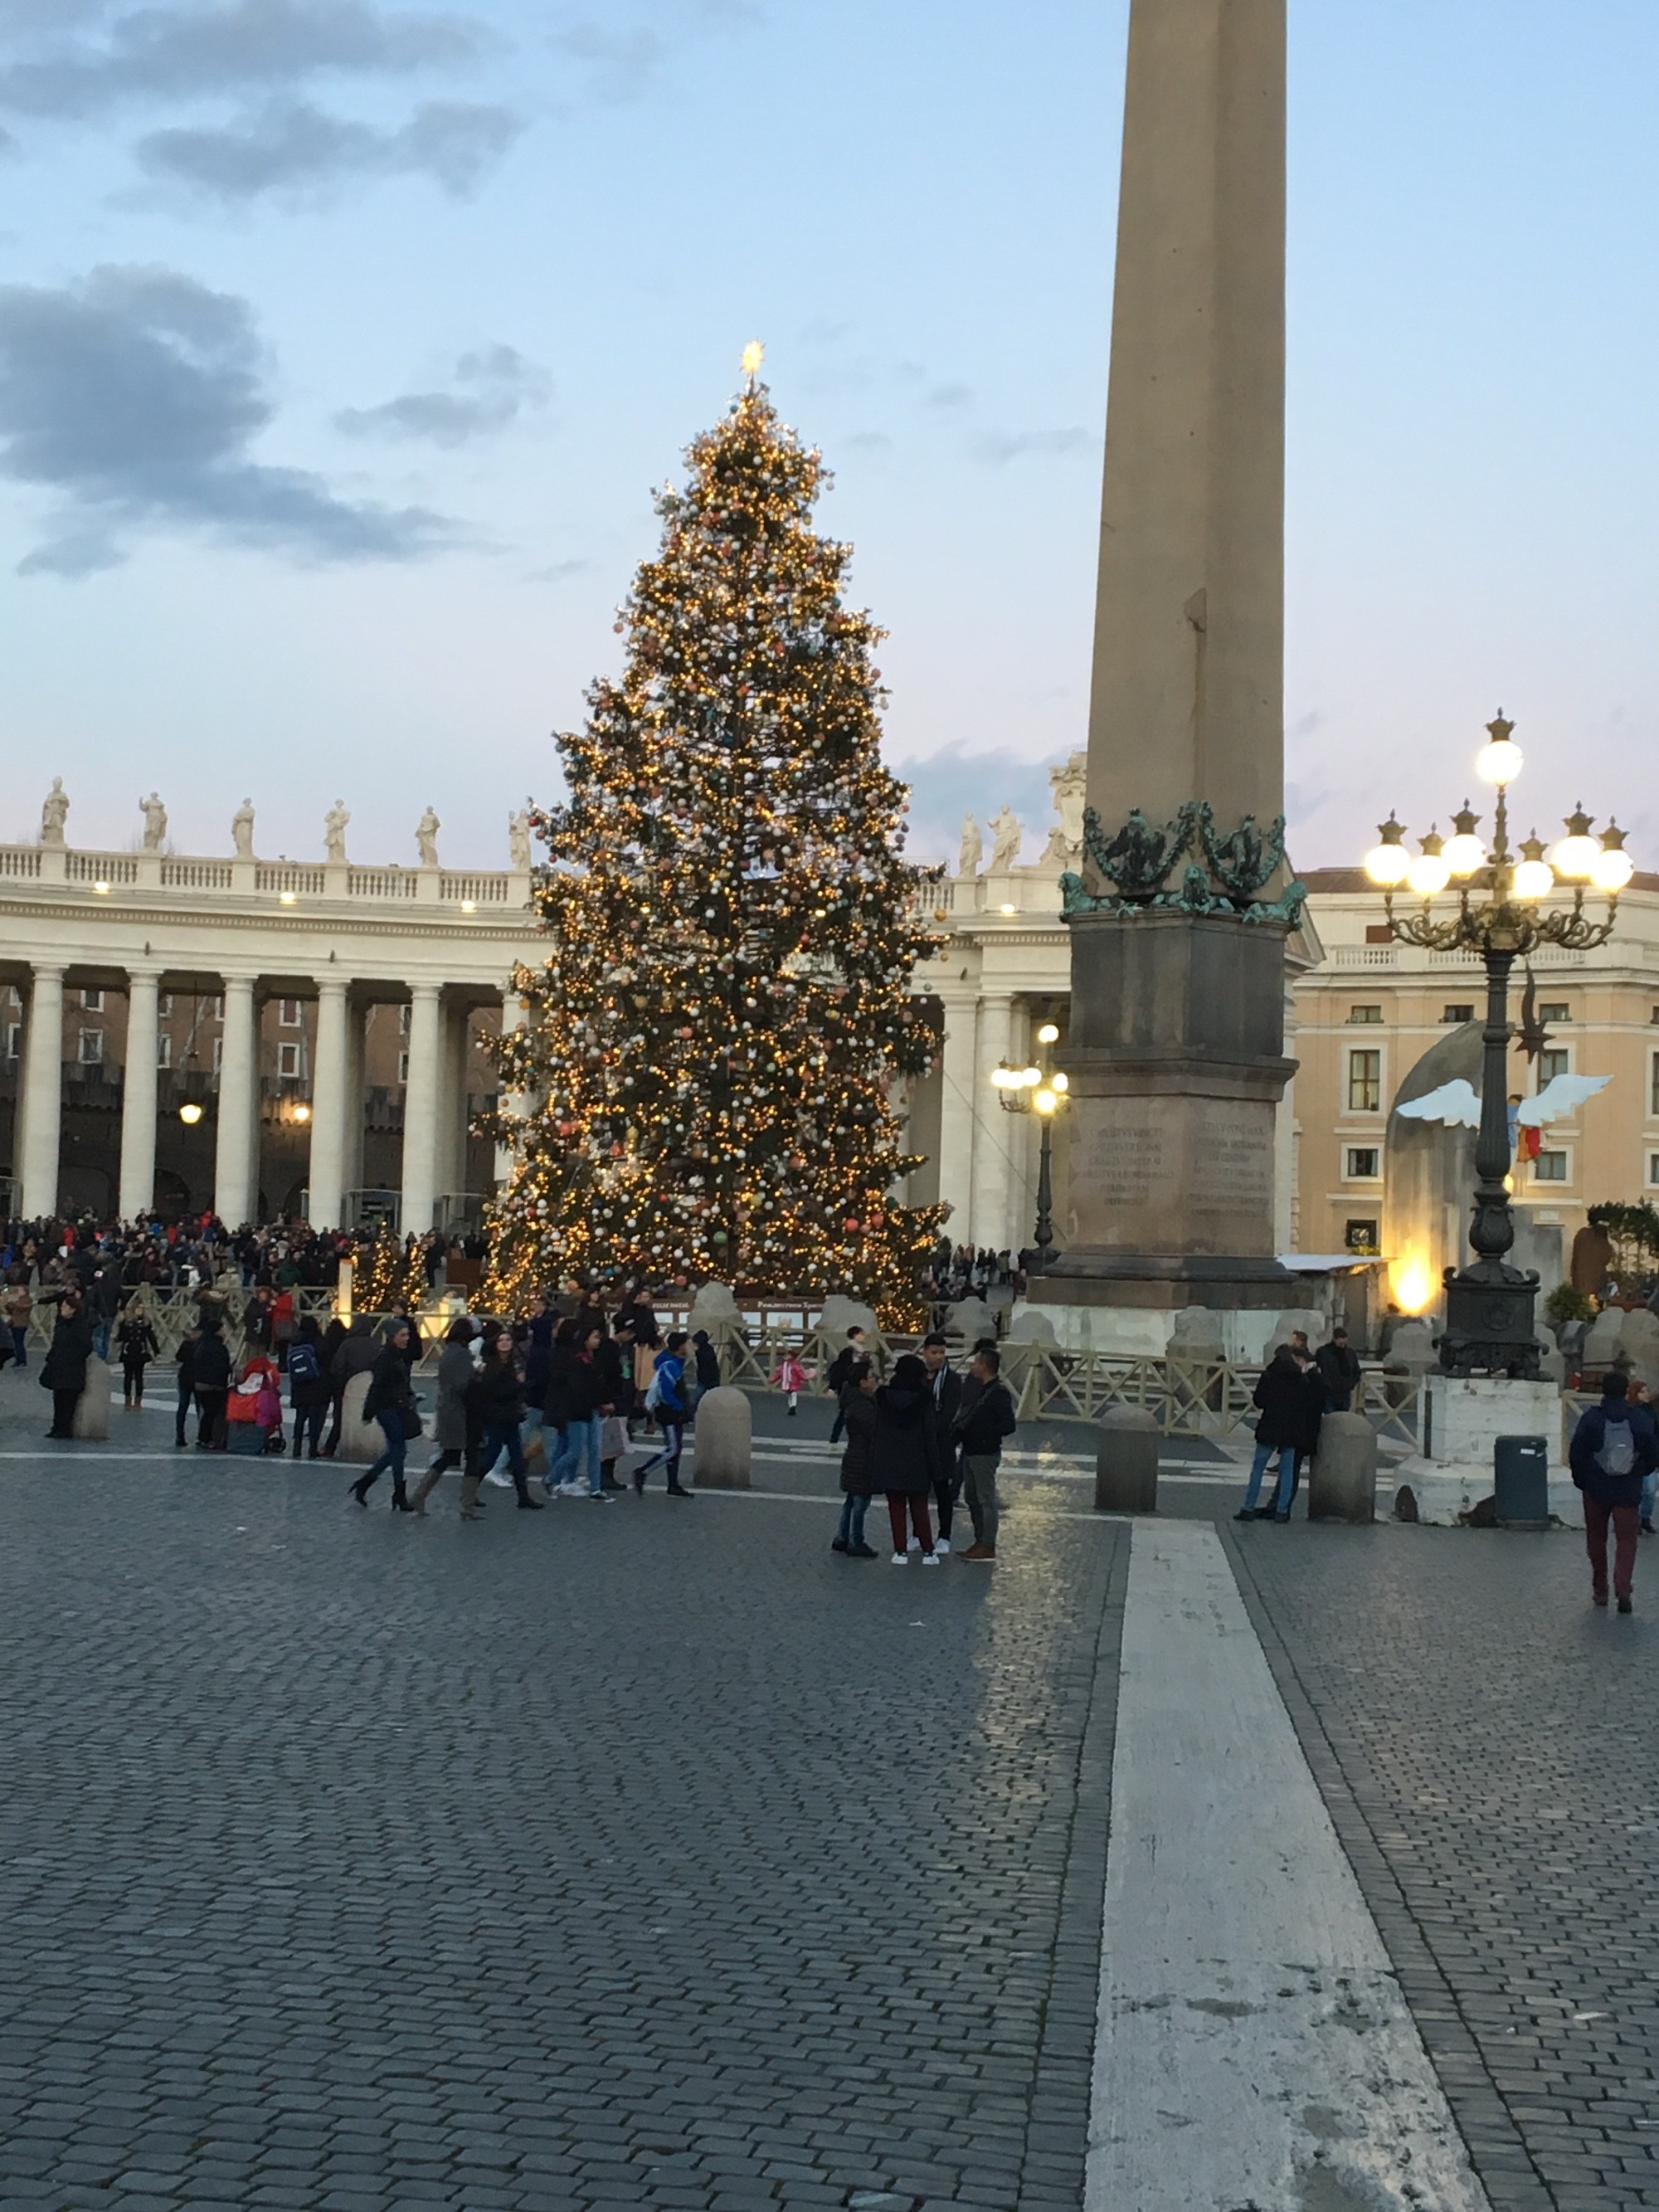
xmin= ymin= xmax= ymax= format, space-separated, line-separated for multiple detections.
xmin=920 ymin=1240 xmax=1026 ymax=1312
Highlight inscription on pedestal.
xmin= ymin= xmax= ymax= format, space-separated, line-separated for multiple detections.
xmin=1074 ymin=1096 xmax=1277 ymax=1258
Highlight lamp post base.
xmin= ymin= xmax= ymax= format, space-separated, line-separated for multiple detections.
xmin=1438 ymin=1261 xmax=1541 ymax=1378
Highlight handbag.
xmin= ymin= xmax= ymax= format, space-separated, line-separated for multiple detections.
xmin=403 ymin=1401 xmax=425 ymax=1440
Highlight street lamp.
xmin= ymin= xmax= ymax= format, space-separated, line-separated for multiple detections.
xmin=993 ymin=1020 xmax=1069 ymax=1271
xmin=1363 ymin=714 xmax=1626 ymax=1374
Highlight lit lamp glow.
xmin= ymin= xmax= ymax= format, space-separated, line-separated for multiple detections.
xmin=178 ymin=1100 xmax=203 ymax=1126
xmin=1051 ymin=1070 xmax=1069 ymax=1093
xmin=1593 ymin=823 xmax=1634 ymax=894
xmin=1550 ymin=804 xmax=1600 ymax=881
xmin=1512 ymin=835 xmax=1554 ymax=902
xmin=292 ymin=1102 xmax=311 ymax=1124
xmin=1392 ymin=1253 xmax=1435 ymax=1316
xmin=1364 ymin=815 xmax=1412 ymax=888
xmin=1473 ymin=715 xmax=1523 ymax=786
xmin=1033 ymin=1086 xmax=1058 ymax=1116
xmin=1442 ymin=802 xmax=1486 ymax=879
xmin=1037 ymin=1022 xmax=1060 ymax=1045
xmin=1405 ymin=831 xmax=1451 ymax=899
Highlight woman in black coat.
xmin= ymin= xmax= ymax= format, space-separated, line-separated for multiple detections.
xmin=831 ymin=1362 xmax=878 ymax=1558
xmin=350 ymin=1323 xmax=419 ymax=1512
xmin=870 ymin=1351 xmax=944 ymax=1565
xmin=41 ymin=1294 xmax=95 ymax=1440
xmin=465 ymin=1326 xmax=542 ymax=1515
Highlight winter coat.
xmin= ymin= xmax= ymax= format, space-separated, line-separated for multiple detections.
xmin=595 ymin=1335 xmax=635 ymax=1416
xmin=521 ymin=1337 xmax=552 ymax=1408
xmin=649 ymin=1350 xmax=691 ymax=1424
xmin=192 ymin=1329 xmax=232 ymax=1391
xmin=433 ymin=1342 xmax=475 ymax=1450
xmin=692 ymin=1332 xmax=721 ymax=1390
xmin=954 ymin=1377 xmax=1017 ymax=1460
xmin=825 ymin=1342 xmax=867 ymax=1395
xmin=474 ymin=1353 xmax=525 ymax=1430
xmin=332 ymin=1322 xmax=379 ymax=1385
xmin=1569 ymin=1400 xmax=1659 ymax=1508
xmin=363 ymin=1345 xmax=416 ymax=1422
xmin=1253 ymin=1356 xmax=1323 ymax=1452
xmin=925 ymin=1364 xmax=963 ymax=1457
xmin=870 ymin=1382 xmax=942 ymax=1495
xmin=544 ymin=1345 xmax=600 ymax=1428
xmin=1315 ymin=1341 xmax=1362 ymax=1398
xmin=116 ymin=1317 xmax=159 ymax=1367
xmin=41 ymin=1307 xmax=95 ymax=1393
xmin=838 ymin=1386 xmax=878 ymax=1496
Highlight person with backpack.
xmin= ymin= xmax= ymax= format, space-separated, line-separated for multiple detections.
xmin=286 ymin=1316 xmax=332 ymax=1459
xmin=1569 ymin=1371 xmax=1659 ymax=1613
xmin=634 ymin=1331 xmax=694 ymax=1497
xmin=951 ymin=1345 xmax=1018 ymax=1560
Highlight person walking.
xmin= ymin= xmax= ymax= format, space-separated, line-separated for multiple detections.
xmin=349 ymin=1322 xmax=421 ymax=1512
xmin=825 ymin=1326 xmax=868 ymax=1445
xmin=594 ymin=1317 xmax=637 ymax=1492
xmin=1314 ymin=1327 xmax=1362 ymax=1413
xmin=325 ymin=1316 xmax=378 ymax=1458
xmin=872 ymin=1352 xmax=942 ymax=1565
xmin=410 ymin=1319 xmax=480 ymax=1515
xmin=953 ymin=1346 xmax=1018 ymax=1561
xmin=115 ymin=1303 xmax=159 ymax=1410
xmin=770 ymin=1347 xmax=810 ymax=1416
xmin=3 ymin=1273 xmax=32 ymax=1368
xmin=546 ymin=1319 xmax=607 ymax=1498
xmin=173 ymin=1320 xmax=202 ymax=1449
xmin=41 ymin=1293 xmax=95 ymax=1440
xmin=468 ymin=1326 xmax=544 ymax=1513
xmin=286 ymin=1315 xmax=332 ymax=1459
xmin=634 ymin=1332 xmax=695 ymax=1497
xmin=831 ymin=1361 xmax=878 ymax=1556
xmin=1569 ymin=1372 xmax=1659 ymax=1613
xmin=919 ymin=1331 xmax=964 ymax=1553
xmin=1236 ymin=1344 xmax=1305 ymax=1522
xmin=192 ymin=1317 xmax=232 ymax=1449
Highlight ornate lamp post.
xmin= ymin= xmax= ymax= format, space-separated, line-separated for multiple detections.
xmin=992 ymin=1021 xmax=1069 ymax=1271
xmin=1363 ymin=714 xmax=1630 ymax=1374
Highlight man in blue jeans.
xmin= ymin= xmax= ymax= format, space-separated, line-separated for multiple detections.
xmin=1236 ymin=1343 xmax=1316 ymax=1522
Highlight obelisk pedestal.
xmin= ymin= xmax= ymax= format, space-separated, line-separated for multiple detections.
xmin=1033 ymin=0 xmax=1300 ymax=1339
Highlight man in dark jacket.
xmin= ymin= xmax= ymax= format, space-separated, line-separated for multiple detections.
xmin=919 ymin=1332 xmax=964 ymax=1552
xmin=1238 ymin=1345 xmax=1309 ymax=1522
xmin=1570 ymin=1372 xmax=1659 ymax=1612
xmin=1314 ymin=1328 xmax=1362 ymax=1412
xmin=825 ymin=1327 xmax=868 ymax=1445
xmin=41 ymin=1294 xmax=95 ymax=1440
xmin=831 ymin=1364 xmax=878 ymax=1557
xmin=952 ymin=1346 xmax=1017 ymax=1561
xmin=192 ymin=1318 xmax=232 ymax=1449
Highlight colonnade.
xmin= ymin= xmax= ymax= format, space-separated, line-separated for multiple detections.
xmin=10 ymin=958 xmax=518 ymax=1231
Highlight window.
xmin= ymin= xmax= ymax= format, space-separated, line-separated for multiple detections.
xmin=1537 ymin=1048 xmax=1570 ymax=1087
xmin=1652 ymin=1050 xmax=1659 ymax=1118
xmin=1347 ymin=1005 xmax=1383 ymax=1025
xmin=80 ymin=988 xmax=103 ymax=1011
xmin=206 ymin=995 xmax=223 ymax=1021
xmin=1345 ymin=1220 xmax=1379 ymax=1255
xmin=1365 ymin=925 xmax=1393 ymax=945
xmin=397 ymin=1050 xmax=410 ymax=1086
xmin=279 ymin=997 xmax=301 ymax=1027
xmin=1538 ymin=1002 xmax=1571 ymax=1025
xmin=4 ymin=1021 xmax=18 ymax=1060
xmin=1650 ymin=1154 xmax=1659 ymax=1189
xmin=78 ymin=1029 xmax=103 ymax=1065
xmin=398 ymin=1004 xmax=411 ymax=1036
xmin=158 ymin=992 xmax=173 ymax=1017
xmin=1442 ymin=1004 xmax=1475 ymax=1024
xmin=212 ymin=1037 xmax=223 ymax=1074
xmin=1347 ymin=1049 xmax=1382 ymax=1113
xmin=1534 ymin=1151 xmax=1569 ymax=1183
xmin=1344 ymin=1147 xmax=1381 ymax=1180
xmin=156 ymin=1035 xmax=172 ymax=1070
xmin=277 ymin=1041 xmax=302 ymax=1079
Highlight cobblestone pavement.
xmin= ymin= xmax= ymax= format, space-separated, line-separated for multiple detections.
xmin=0 ymin=1370 xmax=1124 ymax=2212
xmin=1233 ymin=1518 xmax=1659 ymax=2212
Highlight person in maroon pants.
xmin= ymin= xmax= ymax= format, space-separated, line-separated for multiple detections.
xmin=1569 ymin=1372 xmax=1659 ymax=1615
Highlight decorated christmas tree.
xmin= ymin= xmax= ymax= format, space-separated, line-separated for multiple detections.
xmin=485 ymin=351 xmax=944 ymax=1317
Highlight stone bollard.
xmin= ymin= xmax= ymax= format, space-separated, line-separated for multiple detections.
xmin=72 ymin=1355 xmax=112 ymax=1441
xmin=693 ymin=1386 xmax=752 ymax=1488
xmin=1095 ymin=1406 xmax=1159 ymax=1513
xmin=1308 ymin=1411 xmax=1377 ymax=1523
xmin=338 ymin=1372 xmax=379 ymax=1464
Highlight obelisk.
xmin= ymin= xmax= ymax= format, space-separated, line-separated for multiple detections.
xmin=1041 ymin=0 xmax=1299 ymax=1321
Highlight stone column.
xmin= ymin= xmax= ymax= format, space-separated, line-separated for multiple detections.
xmin=934 ymin=993 xmax=979 ymax=1242
xmin=307 ymin=977 xmax=350 ymax=1230
xmin=971 ymin=995 xmax=1015 ymax=1254
xmin=213 ymin=976 xmax=260 ymax=1225
xmin=17 ymin=962 xmax=65 ymax=1217
xmin=341 ymin=994 xmax=366 ymax=1206
xmin=399 ymin=982 xmax=442 ymax=1234
xmin=118 ymin=966 xmax=163 ymax=1220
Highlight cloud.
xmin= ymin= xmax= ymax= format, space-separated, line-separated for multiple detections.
xmin=971 ymin=426 xmax=1096 ymax=466
xmin=552 ymin=0 xmax=757 ymax=103
xmin=891 ymin=743 xmax=1073 ymax=867
xmin=336 ymin=342 xmax=548 ymax=446
xmin=0 ymin=261 xmax=458 ymax=576
xmin=0 ymin=0 xmax=486 ymax=118
xmin=133 ymin=94 xmax=518 ymax=199
xmin=924 ymin=381 xmax=971 ymax=410
xmin=525 ymin=557 xmax=589 ymax=583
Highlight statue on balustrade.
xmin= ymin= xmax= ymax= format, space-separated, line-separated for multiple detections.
xmin=957 ymin=813 xmax=982 ymax=879
xmin=139 ymin=792 xmax=168 ymax=850
xmin=324 ymin=801 xmax=350 ymax=864
xmin=231 ymin=798 xmax=255 ymax=860
xmin=1043 ymin=750 xmax=1087 ymax=865
xmin=508 ymin=808 xmax=533 ymax=870
xmin=416 ymin=807 xmax=441 ymax=868
xmin=988 ymin=804 xmax=1023 ymax=873
xmin=40 ymin=778 xmax=68 ymax=845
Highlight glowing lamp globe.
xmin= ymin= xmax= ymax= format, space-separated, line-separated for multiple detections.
xmin=1036 ymin=1022 xmax=1060 ymax=1045
xmin=1364 ymin=815 xmax=1412 ymax=888
xmin=1473 ymin=714 xmax=1523 ymax=787
xmin=1051 ymin=1071 xmax=1069 ymax=1093
xmin=1512 ymin=836 xmax=1554 ymax=901
xmin=1405 ymin=832 xmax=1450 ymax=899
xmin=178 ymin=1100 xmax=203 ymax=1126
xmin=1550 ymin=804 xmax=1601 ymax=881
xmin=1593 ymin=824 xmax=1633 ymax=892
xmin=1441 ymin=801 xmax=1486 ymax=878
xmin=1033 ymin=1087 xmax=1058 ymax=1117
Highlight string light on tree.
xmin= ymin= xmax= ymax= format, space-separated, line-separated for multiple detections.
xmin=484 ymin=350 xmax=945 ymax=1318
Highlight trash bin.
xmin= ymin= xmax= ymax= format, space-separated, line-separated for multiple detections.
xmin=1494 ymin=1434 xmax=1550 ymax=1529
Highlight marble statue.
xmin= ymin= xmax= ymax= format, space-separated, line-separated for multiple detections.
xmin=139 ymin=792 xmax=168 ymax=850
xmin=508 ymin=808 xmax=533 ymax=870
xmin=957 ymin=814 xmax=983 ymax=878
xmin=40 ymin=778 xmax=68 ymax=845
xmin=231 ymin=798 xmax=255 ymax=860
xmin=416 ymin=807 xmax=440 ymax=868
xmin=324 ymin=801 xmax=350 ymax=865
xmin=988 ymin=805 xmax=1023 ymax=873
xmin=1043 ymin=750 xmax=1087 ymax=862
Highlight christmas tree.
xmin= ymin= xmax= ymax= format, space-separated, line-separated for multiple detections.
xmin=486 ymin=351 xmax=944 ymax=1318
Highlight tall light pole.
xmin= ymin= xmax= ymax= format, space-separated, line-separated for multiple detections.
xmin=992 ymin=1021 xmax=1069 ymax=1271
xmin=1363 ymin=714 xmax=1629 ymax=1374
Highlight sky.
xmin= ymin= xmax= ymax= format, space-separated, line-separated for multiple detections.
xmin=0 ymin=0 xmax=1654 ymax=875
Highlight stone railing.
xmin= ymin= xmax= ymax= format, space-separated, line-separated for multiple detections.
xmin=0 ymin=843 xmax=532 ymax=914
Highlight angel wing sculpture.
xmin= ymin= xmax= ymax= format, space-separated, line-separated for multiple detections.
xmin=1396 ymin=1073 xmax=1609 ymax=1128
xmin=1395 ymin=1079 xmax=1482 ymax=1128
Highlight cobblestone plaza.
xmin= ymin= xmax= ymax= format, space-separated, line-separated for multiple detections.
xmin=2 ymin=1372 xmax=1655 ymax=2212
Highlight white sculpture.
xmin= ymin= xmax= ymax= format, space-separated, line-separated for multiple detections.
xmin=324 ymin=801 xmax=350 ymax=865
xmin=1399 ymin=1074 xmax=1611 ymax=1129
xmin=231 ymin=798 xmax=255 ymax=860
xmin=139 ymin=792 xmax=168 ymax=850
xmin=1044 ymin=750 xmax=1087 ymax=861
xmin=508 ymin=808 xmax=533 ymax=870
xmin=988 ymin=805 xmax=1023 ymax=873
xmin=416 ymin=807 xmax=440 ymax=869
xmin=40 ymin=778 xmax=68 ymax=845
xmin=958 ymin=813 xmax=983 ymax=879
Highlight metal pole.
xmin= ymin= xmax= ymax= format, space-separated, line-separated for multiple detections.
xmin=1468 ymin=945 xmax=1517 ymax=1268
xmin=1033 ymin=1114 xmax=1056 ymax=1269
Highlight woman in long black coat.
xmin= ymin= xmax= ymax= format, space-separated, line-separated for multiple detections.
xmin=41 ymin=1294 xmax=95 ymax=1440
xmin=870 ymin=1351 xmax=944 ymax=1565
xmin=832 ymin=1362 xmax=878 ymax=1558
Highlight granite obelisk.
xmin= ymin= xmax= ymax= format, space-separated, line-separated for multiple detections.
xmin=1042 ymin=0 xmax=1300 ymax=1318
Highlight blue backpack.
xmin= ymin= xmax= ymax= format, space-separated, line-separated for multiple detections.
xmin=288 ymin=1341 xmax=321 ymax=1389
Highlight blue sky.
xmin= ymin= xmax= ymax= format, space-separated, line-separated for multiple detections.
xmin=0 ymin=0 xmax=1653 ymax=875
